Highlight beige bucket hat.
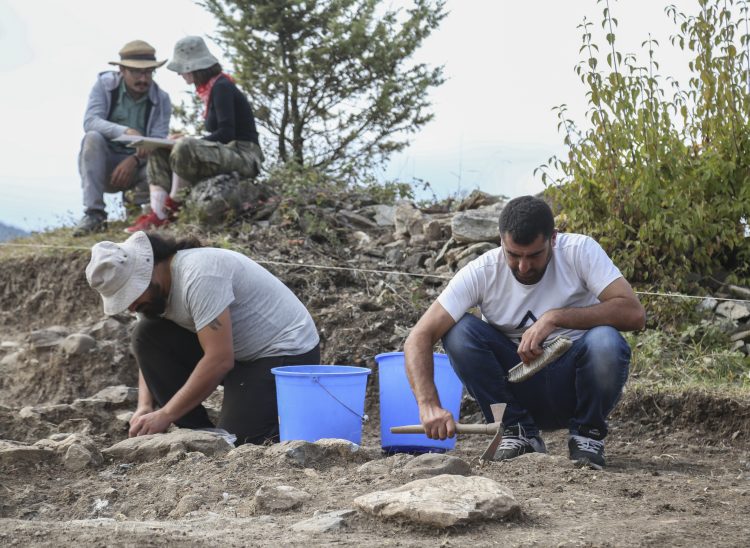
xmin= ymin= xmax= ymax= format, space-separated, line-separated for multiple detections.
xmin=167 ymin=36 xmax=219 ymax=73
xmin=85 ymin=231 xmax=154 ymax=315
xmin=109 ymin=40 xmax=167 ymax=69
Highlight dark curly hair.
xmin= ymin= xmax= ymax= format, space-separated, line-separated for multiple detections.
xmin=498 ymin=195 xmax=555 ymax=245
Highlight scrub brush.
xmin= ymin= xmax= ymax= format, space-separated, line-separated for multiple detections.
xmin=507 ymin=336 xmax=572 ymax=383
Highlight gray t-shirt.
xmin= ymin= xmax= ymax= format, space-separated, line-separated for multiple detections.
xmin=163 ymin=248 xmax=319 ymax=361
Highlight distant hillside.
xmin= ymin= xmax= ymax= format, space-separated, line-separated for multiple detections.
xmin=0 ymin=221 xmax=29 ymax=242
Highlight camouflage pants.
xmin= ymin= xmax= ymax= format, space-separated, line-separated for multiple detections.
xmin=148 ymin=138 xmax=263 ymax=193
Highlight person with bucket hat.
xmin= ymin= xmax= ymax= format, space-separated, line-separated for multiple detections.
xmin=125 ymin=36 xmax=263 ymax=233
xmin=73 ymin=40 xmax=172 ymax=236
xmin=85 ymin=231 xmax=320 ymax=445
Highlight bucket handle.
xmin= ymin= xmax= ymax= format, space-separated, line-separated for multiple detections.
xmin=312 ymin=377 xmax=369 ymax=423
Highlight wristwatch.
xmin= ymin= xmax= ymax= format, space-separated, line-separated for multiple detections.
xmin=133 ymin=155 xmax=144 ymax=168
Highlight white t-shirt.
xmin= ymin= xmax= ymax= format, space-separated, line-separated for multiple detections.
xmin=164 ymin=248 xmax=319 ymax=361
xmin=437 ymin=233 xmax=623 ymax=343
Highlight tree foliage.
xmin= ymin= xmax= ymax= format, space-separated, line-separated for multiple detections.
xmin=538 ymin=0 xmax=750 ymax=291
xmin=199 ymin=0 xmax=446 ymax=177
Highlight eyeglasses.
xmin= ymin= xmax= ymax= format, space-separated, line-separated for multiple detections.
xmin=126 ymin=68 xmax=155 ymax=77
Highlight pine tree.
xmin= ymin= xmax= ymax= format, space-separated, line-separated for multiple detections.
xmin=200 ymin=0 xmax=446 ymax=176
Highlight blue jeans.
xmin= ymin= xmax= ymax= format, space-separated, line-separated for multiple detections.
xmin=442 ymin=314 xmax=631 ymax=440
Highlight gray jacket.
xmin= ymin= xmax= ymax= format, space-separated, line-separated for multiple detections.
xmin=83 ymin=71 xmax=171 ymax=139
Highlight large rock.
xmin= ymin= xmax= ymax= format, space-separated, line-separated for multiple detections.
xmin=35 ymin=433 xmax=103 ymax=470
xmin=401 ymin=453 xmax=472 ymax=477
xmin=27 ymin=326 xmax=69 ymax=349
xmin=353 ymin=474 xmax=519 ymax=528
xmin=102 ymin=429 xmax=233 ymax=462
xmin=183 ymin=173 xmax=274 ymax=226
xmin=0 ymin=440 xmax=53 ymax=467
xmin=265 ymin=439 xmax=376 ymax=468
xmin=451 ymin=205 xmax=504 ymax=243
xmin=393 ymin=201 xmax=425 ymax=239
xmin=61 ymin=333 xmax=97 ymax=355
xmin=252 ymin=484 xmax=311 ymax=512
xmin=715 ymin=301 xmax=750 ymax=321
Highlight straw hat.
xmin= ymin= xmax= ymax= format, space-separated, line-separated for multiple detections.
xmin=109 ymin=40 xmax=167 ymax=69
xmin=85 ymin=231 xmax=154 ymax=315
xmin=167 ymin=36 xmax=219 ymax=73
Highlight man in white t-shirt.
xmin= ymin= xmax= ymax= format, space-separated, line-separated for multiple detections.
xmin=85 ymin=231 xmax=320 ymax=445
xmin=404 ymin=196 xmax=645 ymax=469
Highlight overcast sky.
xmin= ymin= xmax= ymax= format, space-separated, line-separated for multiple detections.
xmin=1 ymin=0 xmax=697 ymax=231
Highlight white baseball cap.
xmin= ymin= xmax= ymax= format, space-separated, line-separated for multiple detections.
xmin=85 ymin=231 xmax=154 ymax=315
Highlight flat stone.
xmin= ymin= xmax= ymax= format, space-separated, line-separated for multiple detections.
xmin=0 ymin=351 xmax=25 ymax=368
xmin=353 ymin=473 xmax=519 ymax=528
xmin=0 ymin=440 xmax=53 ymax=466
xmin=730 ymin=330 xmax=750 ymax=342
xmin=87 ymin=385 xmax=138 ymax=405
xmin=61 ymin=333 xmax=97 ymax=355
xmin=401 ymin=453 xmax=472 ymax=477
xmin=451 ymin=205 xmax=503 ymax=244
xmin=357 ymin=453 xmax=415 ymax=475
xmin=64 ymin=442 xmax=104 ymax=470
xmin=369 ymin=204 xmax=396 ymax=226
xmin=291 ymin=509 xmax=356 ymax=532
xmin=393 ymin=201 xmax=425 ymax=238
xmin=454 ymin=242 xmax=496 ymax=263
xmin=102 ymin=429 xmax=233 ymax=462
xmin=28 ymin=326 xmax=69 ymax=349
xmin=716 ymin=301 xmax=750 ymax=321
xmin=169 ymin=494 xmax=206 ymax=518
xmin=253 ymin=484 xmax=311 ymax=512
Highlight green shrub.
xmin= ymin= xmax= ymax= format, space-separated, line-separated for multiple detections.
xmin=539 ymin=0 xmax=750 ymax=293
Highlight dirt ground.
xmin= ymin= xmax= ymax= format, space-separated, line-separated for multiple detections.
xmin=1 ymin=239 xmax=749 ymax=547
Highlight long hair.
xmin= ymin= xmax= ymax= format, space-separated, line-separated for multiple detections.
xmin=145 ymin=232 xmax=204 ymax=264
xmin=192 ymin=63 xmax=222 ymax=86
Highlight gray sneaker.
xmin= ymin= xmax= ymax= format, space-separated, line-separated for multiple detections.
xmin=493 ymin=425 xmax=547 ymax=461
xmin=73 ymin=212 xmax=107 ymax=237
xmin=568 ymin=434 xmax=605 ymax=469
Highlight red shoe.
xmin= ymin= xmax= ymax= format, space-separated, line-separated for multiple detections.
xmin=165 ymin=196 xmax=182 ymax=220
xmin=124 ymin=211 xmax=169 ymax=233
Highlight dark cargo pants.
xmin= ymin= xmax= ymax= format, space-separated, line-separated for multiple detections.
xmin=131 ymin=317 xmax=320 ymax=445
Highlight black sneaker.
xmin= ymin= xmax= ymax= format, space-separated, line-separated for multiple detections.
xmin=494 ymin=425 xmax=547 ymax=461
xmin=73 ymin=212 xmax=107 ymax=237
xmin=568 ymin=434 xmax=605 ymax=469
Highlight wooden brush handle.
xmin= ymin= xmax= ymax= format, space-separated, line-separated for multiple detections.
xmin=390 ymin=423 xmax=500 ymax=435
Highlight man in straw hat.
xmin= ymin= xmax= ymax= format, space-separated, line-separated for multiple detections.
xmin=85 ymin=231 xmax=320 ymax=445
xmin=73 ymin=40 xmax=172 ymax=236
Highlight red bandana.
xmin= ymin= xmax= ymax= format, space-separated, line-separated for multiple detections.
xmin=195 ymin=73 xmax=235 ymax=118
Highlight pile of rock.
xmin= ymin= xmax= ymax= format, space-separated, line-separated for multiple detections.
xmin=698 ymin=284 xmax=750 ymax=355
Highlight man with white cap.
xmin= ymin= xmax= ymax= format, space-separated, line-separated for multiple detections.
xmin=74 ymin=40 xmax=172 ymax=236
xmin=85 ymin=231 xmax=320 ymax=445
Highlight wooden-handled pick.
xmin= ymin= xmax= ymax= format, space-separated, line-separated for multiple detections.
xmin=390 ymin=403 xmax=507 ymax=461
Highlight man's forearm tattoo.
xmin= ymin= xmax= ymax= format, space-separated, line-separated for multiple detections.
xmin=208 ymin=318 xmax=223 ymax=331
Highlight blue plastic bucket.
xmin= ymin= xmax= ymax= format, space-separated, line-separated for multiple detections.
xmin=375 ymin=352 xmax=463 ymax=453
xmin=271 ymin=365 xmax=371 ymax=444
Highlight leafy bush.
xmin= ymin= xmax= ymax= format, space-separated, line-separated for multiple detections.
xmin=539 ymin=0 xmax=750 ymax=291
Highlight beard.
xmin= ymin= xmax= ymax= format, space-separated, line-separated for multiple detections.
xmin=136 ymin=283 xmax=168 ymax=319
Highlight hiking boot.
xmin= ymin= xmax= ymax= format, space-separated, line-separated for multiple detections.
xmin=568 ymin=434 xmax=605 ymax=469
xmin=493 ymin=425 xmax=547 ymax=461
xmin=73 ymin=212 xmax=107 ymax=237
xmin=124 ymin=211 xmax=168 ymax=233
